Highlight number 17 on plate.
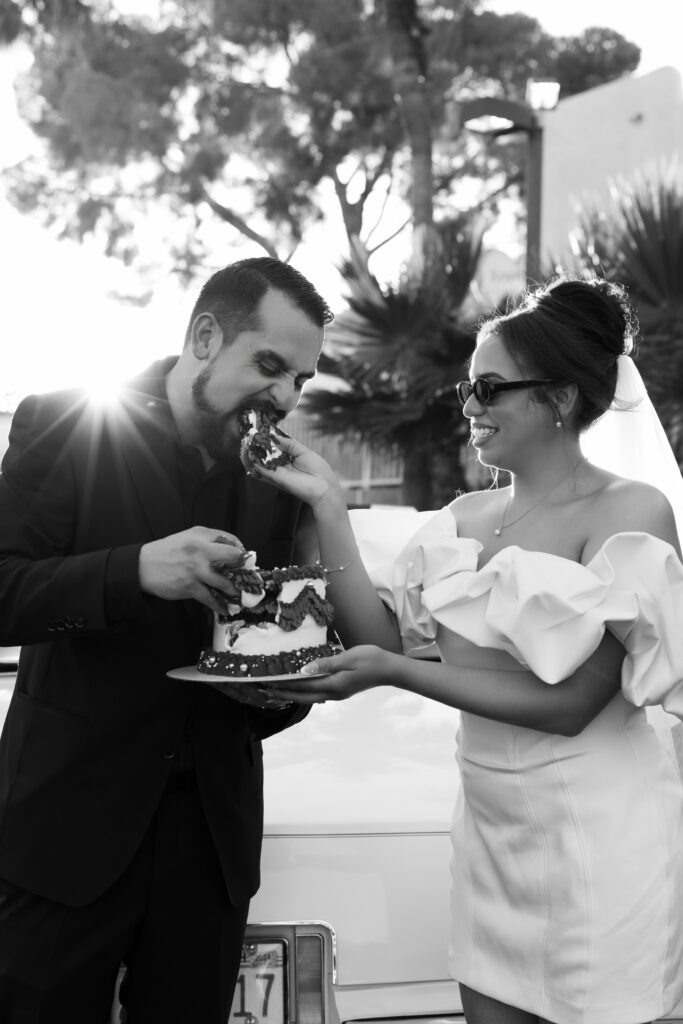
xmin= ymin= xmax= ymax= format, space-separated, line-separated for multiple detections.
xmin=229 ymin=940 xmax=287 ymax=1024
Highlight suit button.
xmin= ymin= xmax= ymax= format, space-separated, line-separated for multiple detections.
xmin=74 ymin=617 xmax=86 ymax=629
xmin=55 ymin=620 xmax=65 ymax=630
xmin=162 ymin=751 xmax=176 ymax=759
xmin=47 ymin=620 xmax=55 ymax=631
xmin=64 ymin=618 xmax=74 ymax=629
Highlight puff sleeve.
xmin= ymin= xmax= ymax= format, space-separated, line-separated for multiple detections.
xmin=350 ymin=505 xmax=479 ymax=653
xmin=422 ymin=530 xmax=683 ymax=719
xmin=352 ymin=508 xmax=683 ymax=719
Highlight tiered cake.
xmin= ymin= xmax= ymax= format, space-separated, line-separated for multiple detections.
xmin=198 ymin=552 xmax=336 ymax=678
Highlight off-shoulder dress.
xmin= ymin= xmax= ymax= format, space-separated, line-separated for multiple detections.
xmin=351 ymin=504 xmax=683 ymax=1024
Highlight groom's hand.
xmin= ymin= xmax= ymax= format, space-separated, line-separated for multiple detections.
xmin=139 ymin=526 xmax=246 ymax=613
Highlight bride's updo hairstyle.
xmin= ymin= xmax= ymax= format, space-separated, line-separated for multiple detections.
xmin=477 ymin=275 xmax=638 ymax=432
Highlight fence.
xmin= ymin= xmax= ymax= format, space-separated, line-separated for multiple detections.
xmin=285 ymin=411 xmax=405 ymax=506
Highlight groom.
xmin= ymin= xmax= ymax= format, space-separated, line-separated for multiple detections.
xmin=0 ymin=258 xmax=332 ymax=1022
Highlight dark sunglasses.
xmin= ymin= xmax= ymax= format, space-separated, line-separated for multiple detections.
xmin=455 ymin=378 xmax=559 ymax=407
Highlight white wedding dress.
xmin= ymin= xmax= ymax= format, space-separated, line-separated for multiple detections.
xmin=350 ymin=504 xmax=683 ymax=1024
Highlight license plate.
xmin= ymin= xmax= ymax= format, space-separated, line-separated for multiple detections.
xmin=229 ymin=939 xmax=287 ymax=1023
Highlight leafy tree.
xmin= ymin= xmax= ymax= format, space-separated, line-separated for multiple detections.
xmin=0 ymin=0 xmax=641 ymax=504
xmin=0 ymin=0 xmax=641 ymax=276
xmin=570 ymin=162 xmax=683 ymax=458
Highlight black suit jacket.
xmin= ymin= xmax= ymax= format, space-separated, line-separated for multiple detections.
xmin=0 ymin=360 xmax=308 ymax=907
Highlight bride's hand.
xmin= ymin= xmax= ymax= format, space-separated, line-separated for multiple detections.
xmin=242 ymin=431 xmax=344 ymax=509
xmin=256 ymin=645 xmax=399 ymax=704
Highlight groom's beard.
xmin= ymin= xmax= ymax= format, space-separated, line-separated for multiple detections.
xmin=191 ymin=366 xmax=240 ymax=464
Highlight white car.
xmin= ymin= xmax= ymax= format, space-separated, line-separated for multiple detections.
xmin=240 ymin=671 xmax=464 ymax=1024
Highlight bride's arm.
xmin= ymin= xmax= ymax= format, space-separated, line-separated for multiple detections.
xmin=256 ymin=434 xmax=404 ymax=652
xmin=394 ymin=631 xmax=623 ymax=735
xmin=263 ymin=631 xmax=624 ymax=737
xmin=313 ymin=489 xmax=407 ymax=652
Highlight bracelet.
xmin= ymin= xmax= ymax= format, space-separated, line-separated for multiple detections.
xmin=317 ymin=549 xmax=359 ymax=575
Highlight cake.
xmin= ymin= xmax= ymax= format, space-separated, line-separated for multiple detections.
xmin=239 ymin=408 xmax=292 ymax=472
xmin=198 ymin=551 xmax=337 ymax=678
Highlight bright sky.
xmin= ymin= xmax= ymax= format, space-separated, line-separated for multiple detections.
xmin=0 ymin=1 xmax=681 ymax=407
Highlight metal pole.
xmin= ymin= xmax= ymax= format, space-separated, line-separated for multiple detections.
xmin=458 ymin=98 xmax=546 ymax=284
xmin=525 ymin=118 xmax=542 ymax=283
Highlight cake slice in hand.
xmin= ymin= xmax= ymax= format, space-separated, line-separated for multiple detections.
xmin=239 ymin=408 xmax=292 ymax=472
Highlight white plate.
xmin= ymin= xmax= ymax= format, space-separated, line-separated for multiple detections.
xmin=167 ymin=666 xmax=328 ymax=683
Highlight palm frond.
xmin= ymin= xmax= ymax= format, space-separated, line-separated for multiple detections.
xmin=571 ymin=160 xmax=683 ymax=447
xmin=307 ymin=221 xmax=485 ymax=505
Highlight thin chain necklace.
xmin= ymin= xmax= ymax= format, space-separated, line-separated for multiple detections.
xmin=494 ymin=458 xmax=587 ymax=537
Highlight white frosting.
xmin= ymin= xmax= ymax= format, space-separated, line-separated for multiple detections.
xmin=214 ymin=615 xmax=325 ymax=655
xmin=213 ymin=572 xmax=327 ymax=655
xmin=242 ymin=550 xmax=257 ymax=570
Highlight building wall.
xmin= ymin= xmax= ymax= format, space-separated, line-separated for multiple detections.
xmin=540 ymin=66 xmax=683 ymax=265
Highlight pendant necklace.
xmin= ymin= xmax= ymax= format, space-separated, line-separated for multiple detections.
xmin=494 ymin=457 xmax=587 ymax=537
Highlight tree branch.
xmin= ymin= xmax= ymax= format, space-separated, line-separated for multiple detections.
xmin=332 ymin=170 xmax=364 ymax=242
xmin=359 ymin=148 xmax=394 ymax=203
xmin=366 ymin=214 xmax=412 ymax=255
xmin=201 ymin=187 xmax=280 ymax=258
xmin=364 ymin=176 xmax=396 ymax=246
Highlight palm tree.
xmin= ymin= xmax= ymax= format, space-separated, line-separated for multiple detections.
xmin=570 ymin=161 xmax=683 ymax=457
xmin=301 ymin=217 xmax=485 ymax=509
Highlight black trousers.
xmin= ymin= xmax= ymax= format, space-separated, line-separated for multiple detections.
xmin=0 ymin=774 xmax=250 ymax=1024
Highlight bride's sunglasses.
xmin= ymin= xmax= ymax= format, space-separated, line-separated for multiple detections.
xmin=455 ymin=378 xmax=559 ymax=407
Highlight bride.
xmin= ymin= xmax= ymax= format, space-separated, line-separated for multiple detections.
xmin=248 ymin=275 xmax=683 ymax=1024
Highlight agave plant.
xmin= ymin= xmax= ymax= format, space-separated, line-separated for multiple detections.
xmin=302 ymin=218 xmax=485 ymax=509
xmin=570 ymin=162 xmax=683 ymax=456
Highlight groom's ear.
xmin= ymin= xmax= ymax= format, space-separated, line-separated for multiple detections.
xmin=190 ymin=312 xmax=223 ymax=360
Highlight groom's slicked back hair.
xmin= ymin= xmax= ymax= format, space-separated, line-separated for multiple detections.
xmin=184 ymin=257 xmax=333 ymax=347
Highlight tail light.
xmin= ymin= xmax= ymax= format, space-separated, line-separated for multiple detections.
xmin=295 ymin=933 xmax=324 ymax=1023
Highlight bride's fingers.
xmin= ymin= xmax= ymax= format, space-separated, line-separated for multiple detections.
xmin=270 ymin=431 xmax=300 ymax=451
xmin=301 ymin=658 xmax=333 ymax=675
xmin=258 ymin=661 xmax=336 ymax=702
